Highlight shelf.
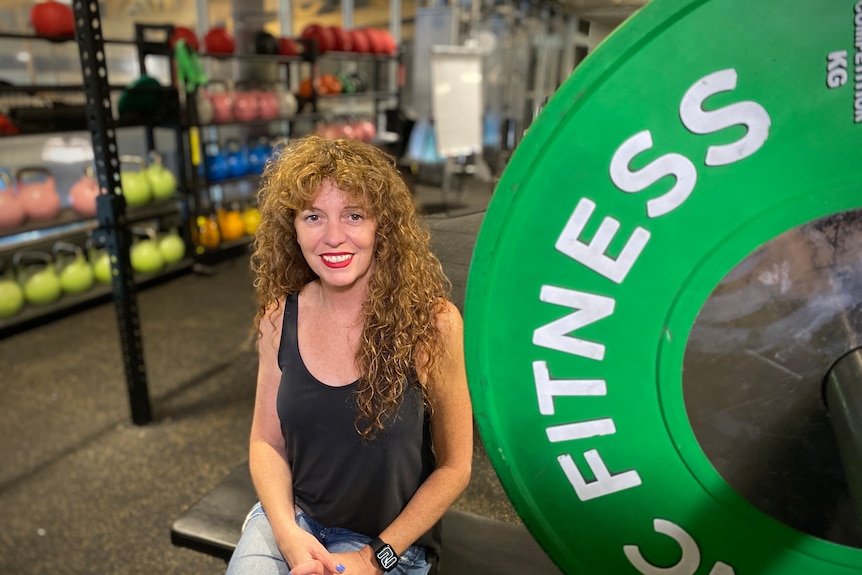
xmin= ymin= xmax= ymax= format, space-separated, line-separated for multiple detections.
xmin=125 ymin=197 xmax=186 ymax=225
xmin=195 ymin=112 xmax=321 ymax=129
xmin=320 ymin=90 xmax=398 ymax=101
xmin=201 ymin=52 xmax=309 ymax=64
xmin=193 ymin=235 xmax=252 ymax=265
xmin=0 ymin=210 xmax=99 ymax=248
xmin=0 ymin=31 xmax=76 ymax=44
xmin=319 ymin=51 xmax=399 ymax=62
xmin=0 ymin=256 xmax=195 ymax=337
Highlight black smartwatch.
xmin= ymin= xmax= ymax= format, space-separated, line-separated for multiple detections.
xmin=369 ymin=537 xmax=399 ymax=572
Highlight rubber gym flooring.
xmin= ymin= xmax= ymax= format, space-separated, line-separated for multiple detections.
xmin=0 ymin=178 xmax=549 ymax=575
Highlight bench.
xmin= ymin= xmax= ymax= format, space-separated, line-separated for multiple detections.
xmin=171 ymin=463 xmax=563 ymax=574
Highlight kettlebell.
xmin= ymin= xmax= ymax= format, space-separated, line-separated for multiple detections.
xmin=276 ymin=84 xmax=298 ymax=119
xmin=119 ymin=155 xmax=153 ymax=207
xmin=195 ymin=89 xmax=214 ymax=124
xmin=242 ymin=203 xmax=261 ymax=236
xmin=0 ymin=261 xmax=25 ymax=319
xmin=17 ymin=166 xmax=61 ymax=221
xmin=158 ymin=228 xmax=186 ymax=265
xmin=52 ymin=241 xmax=94 ymax=295
xmin=217 ymin=203 xmax=246 ymax=242
xmin=69 ymin=165 xmax=101 ymax=218
xmin=225 ymin=138 xmax=250 ymax=178
xmin=0 ymin=170 xmax=25 ymax=229
xmin=205 ymin=142 xmax=229 ymax=182
xmin=146 ymin=150 xmax=177 ymax=201
xmin=14 ymin=251 xmax=61 ymax=307
xmin=86 ymin=236 xmax=113 ymax=285
xmin=254 ymin=30 xmax=279 ymax=55
xmin=204 ymin=80 xmax=233 ymax=123
xmin=247 ymin=136 xmax=271 ymax=176
xmin=130 ymin=227 xmax=165 ymax=275
xmin=195 ymin=214 xmax=221 ymax=251
xmin=233 ymin=82 xmax=259 ymax=122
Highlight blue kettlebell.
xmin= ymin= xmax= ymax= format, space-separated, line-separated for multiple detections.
xmin=205 ymin=142 xmax=229 ymax=182
xmin=247 ymin=137 xmax=271 ymax=176
xmin=226 ymin=138 xmax=249 ymax=178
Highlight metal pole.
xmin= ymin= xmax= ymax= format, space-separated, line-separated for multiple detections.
xmin=71 ymin=0 xmax=152 ymax=425
xmin=278 ymin=0 xmax=293 ymax=37
xmin=824 ymin=348 xmax=862 ymax=526
xmin=342 ymin=0 xmax=354 ymax=31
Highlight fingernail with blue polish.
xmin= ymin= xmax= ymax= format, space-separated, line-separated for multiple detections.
xmin=336 ymin=564 xmax=345 ymax=573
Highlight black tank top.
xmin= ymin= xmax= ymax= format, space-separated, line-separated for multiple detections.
xmin=276 ymin=293 xmax=440 ymax=551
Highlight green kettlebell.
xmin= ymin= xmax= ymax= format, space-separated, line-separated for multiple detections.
xmin=85 ymin=236 xmax=113 ymax=285
xmin=0 ymin=264 xmax=24 ymax=319
xmin=130 ymin=227 xmax=165 ymax=274
xmin=53 ymin=242 xmax=94 ymax=295
xmin=91 ymin=249 xmax=112 ymax=284
xmin=119 ymin=155 xmax=152 ymax=207
xmin=146 ymin=150 xmax=177 ymax=201
xmin=14 ymin=251 xmax=61 ymax=306
xmin=158 ymin=228 xmax=186 ymax=265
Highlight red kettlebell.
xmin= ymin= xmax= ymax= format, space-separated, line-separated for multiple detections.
xmin=278 ymin=37 xmax=299 ymax=56
xmin=348 ymin=28 xmax=370 ymax=54
xmin=204 ymin=27 xmax=235 ymax=55
xmin=329 ymin=26 xmax=352 ymax=52
xmin=30 ymin=0 xmax=75 ymax=38
xmin=170 ymin=26 xmax=199 ymax=52
xmin=17 ymin=167 xmax=61 ymax=222
xmin=69 ymin=166 xmax=102 ymax=218
xmin=0 ymin=170 xmax=25 ymax=229
xmin=301 ymin=24 xmax=335 ymax=54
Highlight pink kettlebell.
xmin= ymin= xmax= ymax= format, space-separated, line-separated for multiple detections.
xmin=0 ymin=170 xmax=26 ymax=229
xmin=69 ymin=165 xmax=102 ymax=218
xmin=257 ymin=83 xmax=280 ymax=120
xmin=17 ymin=166 xmax=61 ymax=222
xmin=233 ymin=82 xmax=259 ymax=122
xmin=206 ymin=80 xmax=233 ymax=123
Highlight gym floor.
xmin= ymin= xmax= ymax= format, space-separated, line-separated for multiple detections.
xmin=0 ymin=176 xmax=520 ymax=575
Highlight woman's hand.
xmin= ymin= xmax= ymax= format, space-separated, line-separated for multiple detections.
xmin=278 ymin=528 xmax=345 ymax=575
xmin=288 ymin=548 xmax=380 ymax=575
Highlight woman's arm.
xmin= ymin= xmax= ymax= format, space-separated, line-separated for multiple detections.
xmin=249 ymin=301 xmax=344 ymax=574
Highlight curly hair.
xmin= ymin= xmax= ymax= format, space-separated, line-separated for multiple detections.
xmin=251 ymin=135 xmax=451 ymax=438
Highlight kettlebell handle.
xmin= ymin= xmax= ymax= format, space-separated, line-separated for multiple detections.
xmin=119 ymin=155 xmax=147 ymax=172
xmin=51 ymin=241 xmax=84 ymax=259
xmin=130 ymin=225 xmax=159 ymax=241
xmin=16 ymin=166 xmax=52 ymax=183
xmin=12 ymin=250 xmax=52 ymax=269
xmin=0 ymin=169 xmax=14 ymax=193
xmin=147 ymin=149 xmax=165 ymax=167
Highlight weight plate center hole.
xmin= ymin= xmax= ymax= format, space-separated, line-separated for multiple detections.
xmin=683 ymin=208 xmax=862 ymax=548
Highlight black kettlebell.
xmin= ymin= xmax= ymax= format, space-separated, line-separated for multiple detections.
xmin=254 ymin=31 xmax=279 ymax=55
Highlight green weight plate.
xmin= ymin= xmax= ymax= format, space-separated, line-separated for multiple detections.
xmin=465 ymin=0 xmax=862 ymax=573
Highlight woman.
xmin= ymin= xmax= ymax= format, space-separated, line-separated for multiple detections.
xmin=226 ymin=135 xmax=473 ymax=575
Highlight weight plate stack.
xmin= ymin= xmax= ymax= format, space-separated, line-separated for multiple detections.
xmin=464 ymin=1 xmax=862 ymax=573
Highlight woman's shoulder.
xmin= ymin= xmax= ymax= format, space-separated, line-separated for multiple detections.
xmin=434 ymin=299 xmax=463 ymax=338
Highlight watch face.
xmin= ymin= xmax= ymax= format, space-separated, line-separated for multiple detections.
xmin=375 ymin=544 xmax=398 ymax=571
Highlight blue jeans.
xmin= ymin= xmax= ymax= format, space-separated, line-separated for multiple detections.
xmin=225 ymin=502 xmax=431 ymax=575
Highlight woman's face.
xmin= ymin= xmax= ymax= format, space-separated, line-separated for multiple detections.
xmin=295 ymin=180 xmax=377 ymax=291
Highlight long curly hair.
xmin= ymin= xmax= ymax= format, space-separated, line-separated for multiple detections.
xmin=251 ymin=135 xmax=451 ymax=438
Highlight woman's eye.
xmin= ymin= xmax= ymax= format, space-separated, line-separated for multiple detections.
xmin=348 ymin=213 xmax=364 ymax=222
xmin=305 ymin=214 xmax=320 ymax=223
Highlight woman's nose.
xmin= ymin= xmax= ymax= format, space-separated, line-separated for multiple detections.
xmin=323 ymin=219 xmax=346 ymax=246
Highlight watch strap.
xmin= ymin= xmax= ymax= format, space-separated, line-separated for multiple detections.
xmin=369 ymin=537 xmax=399 ymax=572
